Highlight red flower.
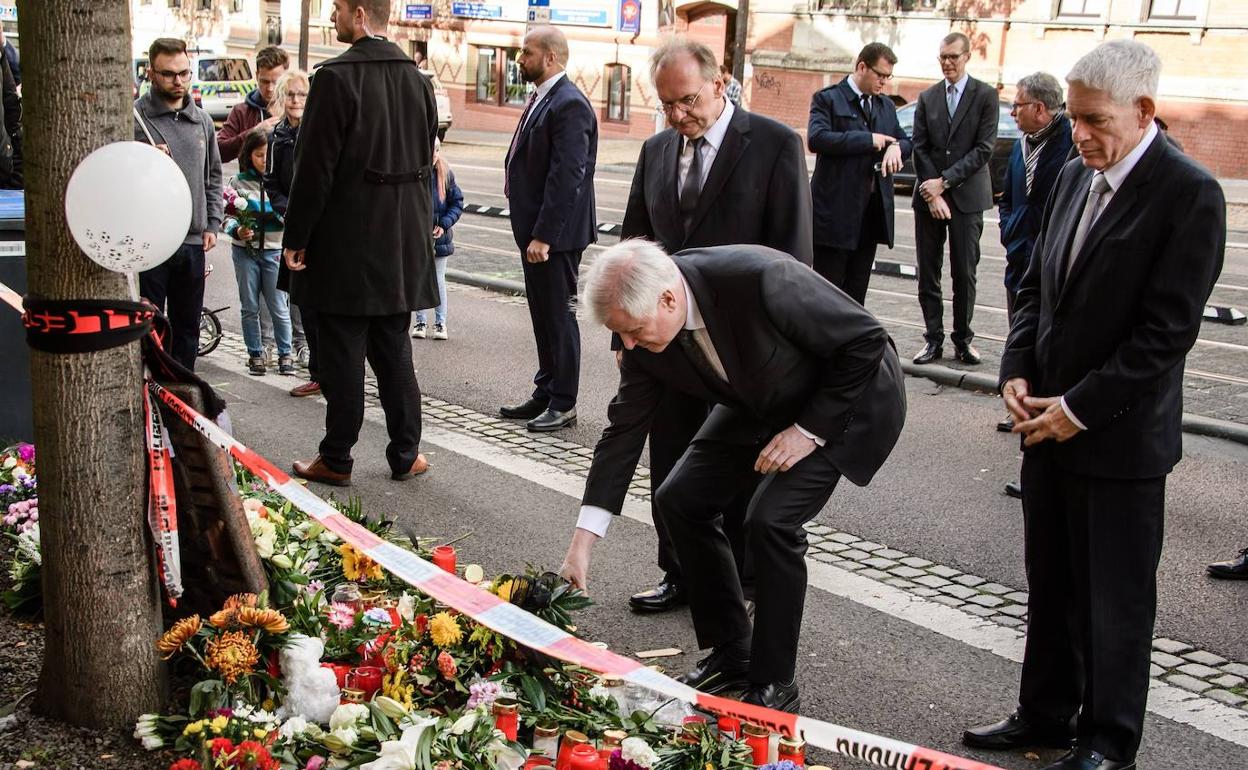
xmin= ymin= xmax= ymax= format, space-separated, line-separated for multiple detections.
xmin=414 ymin=613 xmax=428 ymax=636
xmin=234 ymin=740 xmax=276 ymax=770
xmin=168 ymin=759 xmax=202 ymax=770
xmin=209 ymin=737 xmax=235 ymax=758
xmin=437 ymin=650 xmax=456 ymax=680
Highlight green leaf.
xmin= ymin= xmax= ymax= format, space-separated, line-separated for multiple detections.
xmin=368 ymin=702 xmax=397 ymax=738
xmin=520 ymin=675 xmax=547 ymax=714
xmin=188 ymin=680 xmax=224 ymax=717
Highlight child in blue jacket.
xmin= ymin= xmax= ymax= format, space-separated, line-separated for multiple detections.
xmin=412 ymin=139 xmax=464 ymax=341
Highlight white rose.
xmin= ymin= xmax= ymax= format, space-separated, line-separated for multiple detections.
xmin=329 ymin=703 xmax=369 ymax=731
xmin=279 ymin=716 xmax=309 ymax=738
xmin=621 ymin=737 xmax=658 ymax=768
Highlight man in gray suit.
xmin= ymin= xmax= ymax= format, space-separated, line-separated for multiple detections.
xmin=911 ymin=32 xmax=998 ymax=367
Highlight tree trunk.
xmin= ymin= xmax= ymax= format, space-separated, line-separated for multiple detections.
xmin=17 ymin=0 xmax=166 ymax=728
xmin=732 ymin=0 xmax=749 ymax=83
xmin=299 ymin=0 xmax=311 ymax=70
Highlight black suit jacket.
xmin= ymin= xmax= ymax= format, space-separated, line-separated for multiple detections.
xmin=583 ymin=246 xmax=907 ymax=516
xmin=621 ymin=106 xmax=813 ymax=264
xmin=505 ymin=75 xmax=598 ymax=252
xmin=999 ymin=132 xmax=1225 ymax=479
xmin=807 ymin=78 xmax=912 ymax=249
xmin=911 ymin=76 xmax=997 ymax=213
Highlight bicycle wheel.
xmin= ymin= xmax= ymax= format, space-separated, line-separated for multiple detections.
xmin=198 ymin=308 xmax=222 ymax=356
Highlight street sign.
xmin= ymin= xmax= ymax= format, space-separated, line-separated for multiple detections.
xmin=617 ymin=0 xmax=640 ymax=33
xmin=451 ymin=1 xmax=503 ymax=18
xmin=0 ymin=5 xmax=16 ymax=22
xmin=528 ymin=5 xmax=552 ymax=23
xmin=405 ymin=3 xmax=433 ymax=20
xmin=550 ymin=7 xmax=609 ymax=25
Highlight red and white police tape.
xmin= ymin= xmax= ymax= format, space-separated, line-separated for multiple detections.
xmin=146 ymin=380 xmax=1006 ymax=770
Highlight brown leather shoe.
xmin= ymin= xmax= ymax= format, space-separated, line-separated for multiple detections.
xmin=292 ymin=456 xmax=351 ymax=487
xmin=392 ymin=453 xmax=430 ymax=481
xmin=289 ymin=381 xmax=321 ymax=398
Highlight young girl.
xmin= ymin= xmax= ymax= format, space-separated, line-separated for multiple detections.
xmin=412 ymin=139 xmax=464 ymax=340
xmin=225 ymin=128 xmax=293 ymax=375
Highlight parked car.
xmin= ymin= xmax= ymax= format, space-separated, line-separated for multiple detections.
xmin=892 ymin=98 xmax=1022 ymax=198
xmin=426 ymin=71 xmax=452 ymax=141
xmin=194 ymin=56 xmax=256 ymax=122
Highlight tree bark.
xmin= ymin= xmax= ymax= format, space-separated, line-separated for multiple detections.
xmin=17 ymin=0 xmax=166 ymax=727
xmin=732 ymin=0 xmax=749 ymax=83
xmin=299 ymin=0 xmax=312 ymax=70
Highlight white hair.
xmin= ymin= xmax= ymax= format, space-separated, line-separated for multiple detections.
xmin=583 ymin=239 xmax=680 ymax=327
xmin=1066 ymin=40 xmax=1161 ymax=106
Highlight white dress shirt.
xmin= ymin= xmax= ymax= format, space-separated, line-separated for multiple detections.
xmin=576 ymin=274 xmax=824 ymax=538
xmin=1059 ymin=119 xmax=1159 ymax=431
xmin=677 ymin=99 xmax=734 ymax=194
xmin=519 ymin=71 xmax=565 ymax=132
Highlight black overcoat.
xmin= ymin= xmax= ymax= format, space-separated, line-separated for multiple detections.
xmin=282 ymin=36 xmax=439 ymax=315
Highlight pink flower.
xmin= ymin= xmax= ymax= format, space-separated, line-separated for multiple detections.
xmin=304 ymin=757 xmax=326 ymax=770
xmin=436 ymin=650 xmax=456 ymax=680
xmin=16 ymin=444 xmax=34 ymax=463
xmin=327 ymin=602 xmax=355 ymax=630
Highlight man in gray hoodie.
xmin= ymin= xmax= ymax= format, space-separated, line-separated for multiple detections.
xmin=133 ymin=37 xmax=223 ymax=371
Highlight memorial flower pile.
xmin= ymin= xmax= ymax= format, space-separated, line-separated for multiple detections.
xmin=1 ymin=442 xmax=40 ymax=613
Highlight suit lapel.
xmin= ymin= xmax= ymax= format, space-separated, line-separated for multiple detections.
xmin=1052 ymin=164 xmax=1092 ymax=298
xmin=683 ymin=107 xmax=750 ymax=241
xmin=948 ymin=77 xmax=976 ymax=137
xmin=651 ymin=130 xmax=683 ymax=245
xmin=680 ymin=261 xmax=746 ymax=400
xmin=510 ymin=76 xmax=567 ymax=160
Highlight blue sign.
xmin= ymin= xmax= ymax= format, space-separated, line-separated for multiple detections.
xmin=529 ymin=0 xmax=550 ymax=6
xmin=404 ymin=4 xmax=433 ymax=19
xmin=617 ymin=0 xmax=640 ymax=32
xmin=451 ymin=1 xmax=503 ymax=17
xmin=550 ymin=6 xmax=609 ymax=25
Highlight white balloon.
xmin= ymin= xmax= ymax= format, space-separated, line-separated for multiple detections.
xmin=64 ymin=141 xmax=193 ymax=273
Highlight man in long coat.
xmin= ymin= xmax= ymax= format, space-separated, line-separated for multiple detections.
xmin=282 ymin=0 xmax=439 ymax=485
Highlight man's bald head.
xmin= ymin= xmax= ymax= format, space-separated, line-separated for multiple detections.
xmin=518 ymin=25 xmax=569 ymax=84
xmin=525 ymin=25 xmax=569 ymax=67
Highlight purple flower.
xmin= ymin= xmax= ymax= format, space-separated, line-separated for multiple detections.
xmin=0 ymin=484 xmax=12 ymax=495
xmin=758 ymin=763 xmax=801 ymax=770
xmin=465 ymin=679 xmax=501 ymax=710
xmin=363 ymin=607 xmax=392 ymax=626
xmin=16 ymin=444 xmax=34 ymax=463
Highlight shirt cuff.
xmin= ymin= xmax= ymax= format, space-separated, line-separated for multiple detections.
xmin=576 ymin=505 xmax=613 ymax=538
xmin=1059 ymin=397 xmax=1088 ymax=431
xmin=794 ymin=423 xmax=826 ymax=447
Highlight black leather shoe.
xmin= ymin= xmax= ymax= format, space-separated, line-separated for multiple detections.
xmin=997 ymin=417 xmax=1015 ymax=432
xmin=676 ymin=646 xmax=750 ymax=694
xmin=527 ymin=407 xmax=576 ymax=432
xmin=628 ymin=580 xmax=686 ymax=613
xmin=954 ymin=344 xmax=982 ymax=365
xmin=742 ymin=680 xmax=801 ymax=714
xmin=1208 ymin=547 xmax=1248 ymax=580
xmin=1042 ymin=748 xmax=1135 ymax=770
xmin=1004 ymin=481 xmax=1023 ymax=499
xmin=913 ymin=343 xmax=943 ymax=365
xmin=500 ymin=397 xmax=549 ymax=419
xmin=962 ymin=710 xmax=1074 ymax=750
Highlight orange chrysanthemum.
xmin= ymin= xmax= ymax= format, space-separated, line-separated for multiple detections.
xmin=238 ymin=606 xmax=289 ymax=634
xmin=224 ymin=593 xmax=258 ymax=610
xmin=205 ymin=630 xmax=260 ymax=684
xmin=156 ymin=614 xmax=202 ymax=658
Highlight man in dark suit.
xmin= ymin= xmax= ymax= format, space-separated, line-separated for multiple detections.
xmin=560 ymin=240 xmax=906 ymax=712
xmin=964 ymin=41 xmax=1225 ymax=770
xmin=500 ymin=26 xmax=598 ymax=433
xmin=996 ymin=72 xmax=1072 ymax=494
xmin=808 ymin=42 xmax=911 ymax=305
xmin=282 ymin=0 xmax=438 ymax=486
xmin=911 ymin=31 xmax=998 ymax=366
xmin=618 ymin=38 xmax=813 ymax=613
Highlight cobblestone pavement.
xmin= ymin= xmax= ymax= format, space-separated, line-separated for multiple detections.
xmin=212 ymin=315 xmax=1248 ymax=715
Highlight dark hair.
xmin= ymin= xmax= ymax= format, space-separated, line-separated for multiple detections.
xmin=148 ymin=37 xmax=188 ymax=64
xmin=942 ymin=32 xmax=971 ymax=54
xmin=344 ymin=0 xmax=392 ymax=26
xmin=255 ymin=46 xmax=289 ymax=73
xmin=857 ymin=42 xmax=897 ymax=69
xmin=238 ymin=128 xmax=269 ymax=174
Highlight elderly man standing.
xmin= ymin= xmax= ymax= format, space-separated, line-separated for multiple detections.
xmin=560 ymin=240 xmax=906 ymax=712
xmin=911 ymin=32 xmax=998 ymax=367
xmin=997 ymin=73 xmax=1072 ymax=495
xmin=963 ymin=41 xmax=1225 ymax=770
xmin=282 ymin=0 xmax=439 ymax=486
xmin=499 ymin=26 xmax=598 ymax=433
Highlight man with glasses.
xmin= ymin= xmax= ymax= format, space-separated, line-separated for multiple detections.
xmin=133 ymin=37 xmax=223 ymax=372
xmin=808 ymin=42 xmax=911 ymax=305
xmin=499 ymin=26 xmax=598 ymax=434
xmin=612 ymin=37 xmax=812 ymax=616
xmin=911 ymin=31 xmax=998 ymax=368
xmin=217 ymin=46 xmax=288 ymax=163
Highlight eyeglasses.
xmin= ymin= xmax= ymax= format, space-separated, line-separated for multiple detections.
xmin=938 ymin=52 xmax=967 ymax=63
xmin=867 ymin=63 xmax=893 ymax=82
xmin=154 ymin=69 xmax=193 ymax=81
xmin=285 ymin=91 xmax=309 ymax=101
xmin=657 ymin=83 xmax=707 ymax=116
xmin=1010 ymin=101 xmax=1038 ymax=113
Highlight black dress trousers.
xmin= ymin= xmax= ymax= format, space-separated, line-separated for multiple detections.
xmin=521 ymin=249 xmax=582 ymax=412
xmin=139 ymin=243 xmax=206 ymax=372
xmin=314 ymin=312 xmax=423 ymax=475
xmin=813 ymin=192 xmax=885 ymax=306
xmin=914 ymin=202 xmax=982 ymax=348
xmin=1019 ymin=446 xmax=1165 ymax=762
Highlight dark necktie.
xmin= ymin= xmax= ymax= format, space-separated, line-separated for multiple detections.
xmin=504 ymin=91 xmax=539 ymax=198
xmin=676 ymin=328 xmax=729 ymax=397
xmin=860 ymin=93 xmax=874 ymax=130
xmin=679 ymin=137 xmax=705 ymax=233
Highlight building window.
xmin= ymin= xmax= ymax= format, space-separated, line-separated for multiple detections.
xmin=231 ymin=0 xmax=246 ymax=12
xmin=1148 ymin=0 xmax=1201 ymax=19
xmin=895 ymin=0 xmax=938 ymax=10
xmin=1056 ymin=0 xmax=1106 ymax=16
xmin=474 ymin=46 xmax=527 ymax=107
xmin=606 ymin=64 xmax=630 ymax=122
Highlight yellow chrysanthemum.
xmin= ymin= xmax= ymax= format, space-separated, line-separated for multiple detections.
xmin=183 ymin=720 xmax=205 ymax=736
xmin=495 ymin=579 xmax=515 ymax=603
xmin=339 ymin=543 xmax=384 ymax=582
xmin=205 ymin=630 xmax=261 ymax=685
xmin=428 ymin=611 xmax=462 ymax=647
xmin=237 ymin=606 xmax=289 ymax=634
xmin=156 ymin=615 xmax=202 ymax=658
xmin=210 ymin=715 xmax=230 ymax=734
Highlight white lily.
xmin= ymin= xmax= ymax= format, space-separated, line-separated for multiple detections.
xmin=359 ymin=718 xmax=437 ymax=770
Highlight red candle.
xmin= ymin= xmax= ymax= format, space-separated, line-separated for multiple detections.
xmin=568 ymin=745 xmax=600 ymax=770
xmin=431 ymin=544 xmax=456 ymax=573
xmin=321 ymin=662 xmax=351 ymax=689
xmin=348 ymin=665 xmax=383 ymax=697
xmin=718 ymin=716 xmax=741 ymax=740
xmin=492 ymin=697 xmax=519 ymax=741
xmin=743 ymin=723 xmax=770 ymax=766
xmin=778 ymin=735 xmax=806 ymax=767
xmin=555 ymin=730 xmax=589 ymax=770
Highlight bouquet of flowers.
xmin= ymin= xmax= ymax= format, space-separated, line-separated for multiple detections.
xmin=1 ymin=443 xmax=40 ymax=614
xmin=223 ymin=187 xmax=263 ymax=253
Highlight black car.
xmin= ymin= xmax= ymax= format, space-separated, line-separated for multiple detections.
xmin=892 ymin=98 xmax=1022 ymax=198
